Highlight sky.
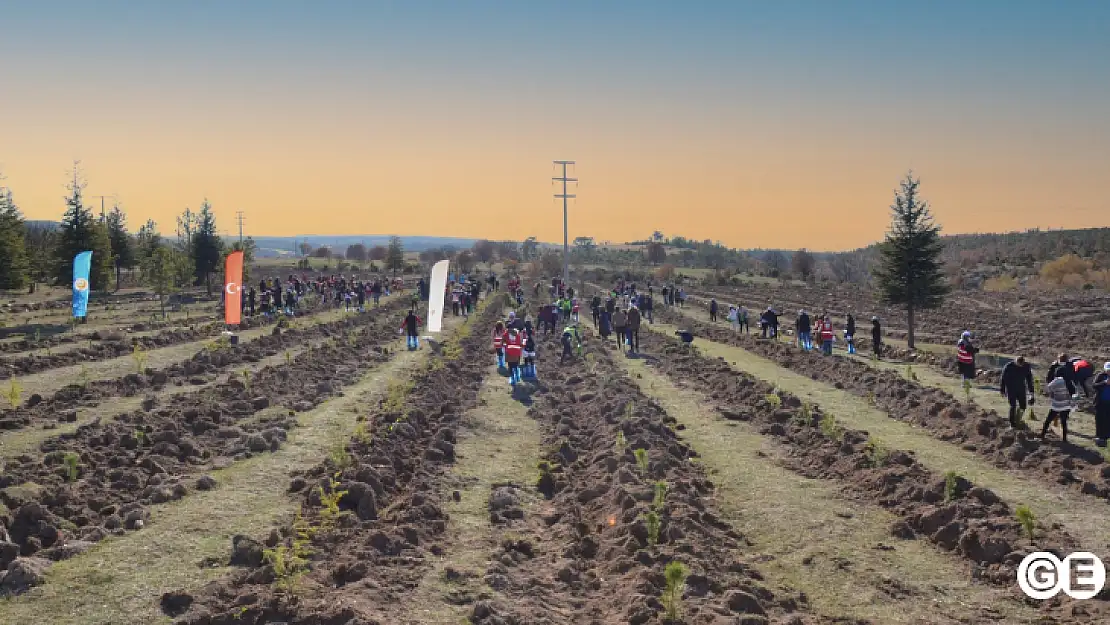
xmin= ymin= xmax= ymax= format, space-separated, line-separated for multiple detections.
xmin=1 ymin=0 xmax=1108 ymax=252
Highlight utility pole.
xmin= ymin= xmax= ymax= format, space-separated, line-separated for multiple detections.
xmin=236 ymin=211 xmax=245 ymax=244
xmin=552 ymin=160 xmax=577 ymax=289
xmin=91 ymin=195 xmax=112 ymax=222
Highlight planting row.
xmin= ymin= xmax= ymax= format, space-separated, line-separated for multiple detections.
xmin=636 ymin=329 xmax=1109 ymax=621
xmin=0 ymin=297 xmax=411 ymax=434
xmin=470 ymin=329 xmax=828 ymax=625
xmin=656 ymin=307 xmax=1110 ymax=505
xmin=0 ymin=305 xmax=409 ymax=596
xmin=167 ymin=293 xmax=507 ymax=624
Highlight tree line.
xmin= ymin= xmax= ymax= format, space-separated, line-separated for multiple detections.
xmin=0 ymin=164 xmax=254 ymax=316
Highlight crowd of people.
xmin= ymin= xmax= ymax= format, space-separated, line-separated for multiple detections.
xmin=228 ymin=274 xmax=423 ymax=319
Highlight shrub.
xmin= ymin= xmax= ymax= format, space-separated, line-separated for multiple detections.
xmin=132 ymin=344 xmax=148 ymax=373
xmin=653 ymin=481 xmax=668 ymax=510
xmin=864 ymin=439 xmax=888 ymax=467
xmin=1015 ymin=504 xmax=1036 ymax=542
xmin=819 ymin=412 xmax=843 ymax=441
xmin=765 ymin=392 xmax=782 ymax=409
xmin=982 ymin=275 xmax=1018 ymax=292
xmin=1040 ymin=254 xmax=1091 ymax=285
xmin=645 ymin=510 xmax=661 ymax=546
xmin=661 ymin=561 xmax=688 ymax=621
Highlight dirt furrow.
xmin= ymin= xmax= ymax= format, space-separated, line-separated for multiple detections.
xmin=0 ymin=305 xmax=412 ymax=594
xmin=654 ymin=306 xmax=1110 ymax=505
xmin=636 ymin=329 xmax=1109 ymax=622
xmin=167 ymin=293 xmax=508 ymax=625
xmin=468 ymin=329 xmax=838 ymax=625
xmin=0 ymin=297 xmax=410 ymax=434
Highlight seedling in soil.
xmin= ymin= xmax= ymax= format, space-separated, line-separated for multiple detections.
xmin=240 ymin=370 xmax=252 ymax=394
xmin=284 ymin=350 xmax=293 ymax=365
xmin=793 ymin=401 xmax=813 ymax=426
xmin=63 ymin=452 xmax=80 ymax=482
xmin=625 ymin=401 xmax=635 ymax=419
xmin=661 ymin=561 xmax=688 ymax=622
xmin=6 ymin=378 xmax=22 ymax=409
xmin=645 ymin=510 xmax=661 ymax=546
xmin=1015 ymin=504 xmax=1036 ymax=542
xmin=653 ymin=481 xmax=668 ymax=511
xmin=819 ymin=412 xmax=844 ymax=441
xmin=906 ymin=364 xmax=918 ymax=381
xmin=78 ymin=365 xmax=90 ymax=389
xmin=328 ymin=444 xmax=352 ymax=470
xmin=33 ymin=327 xmax=41 ymax=343
xmin=133 ymin=429 xmax=146 ymax=447
xmin=353 ymin=421 xmax=372 ymax=445
xmin=863 ymin=439 xmax=888 ymax=467
xmin=615 ymin=430 xmax=627 ymax=453
xmin=634 ymin=448 xmax=650 ymax=476
xmin=944 ymin=470 xmax=961 ymax=502
xmin=765 ymin=392 xmax=782 ymax=410
xmin=866 ymin=390 xmax=877 ymax=406
xmin=962 ymin=378 xmax=973 ymax=404
xmin=317 ymin=475 xmax=348 ymax=529
xmin=265 ymin=512 xmax=313 ymax=592
xmin=132 ymin=343 xmax=149 ymax=373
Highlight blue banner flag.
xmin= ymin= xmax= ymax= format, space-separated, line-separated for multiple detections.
xmin=72 ymin=251 xmax=93 ymax=318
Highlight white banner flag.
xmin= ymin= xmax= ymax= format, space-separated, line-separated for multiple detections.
xmin=426 ymin=260 xmax=450 ymax=333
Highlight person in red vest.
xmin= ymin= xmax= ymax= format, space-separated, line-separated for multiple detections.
xmin=956 ymin=331 xmax=978 ymax=381
xmin=504 ymin=328 xmax=524 ymax=387
xmin=1069 ymin=357 xmax=1095 ymax=397
xmin=818 ymin=313 xmax=835 ymax=355
xmin=492 ymin=321 xmax=506 ymax=368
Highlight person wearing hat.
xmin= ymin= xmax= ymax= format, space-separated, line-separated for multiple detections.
xmin=1092 ymin=362 xmax=1110 ymax=447
xmin=1000 ymin=356 xmax=1035 ymax=429
xmin=956 ymin=331 xmax=978 ymax=381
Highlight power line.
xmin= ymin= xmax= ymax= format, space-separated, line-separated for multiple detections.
xmin=553 ymin=160 xmax=577 ymax=288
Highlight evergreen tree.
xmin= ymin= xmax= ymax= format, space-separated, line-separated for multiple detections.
xmin=105 ymin=204 xmax=135 ymax=290
xmin=52 ymin=164 xmax=113 ymax=290
xmin=386 ymin=235 xmax=405 ymax=276
xmin=191 ymin=199 xmax=223 ymax=294
xmin=0 ymin=183 xmax=31 ymax=290
xmin=142 ymin=246 xmax=192 ymax=318
xmin=873 ymin=172 xmax=949 ymax=349
xmin=136 ymin=219 xmax=161 ymax=260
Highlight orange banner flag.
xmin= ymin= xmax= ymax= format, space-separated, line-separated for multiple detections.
xmin=224 ymin=251 xmax=244 ymax=326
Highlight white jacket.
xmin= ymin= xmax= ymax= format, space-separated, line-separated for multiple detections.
xmin=1045 ymin=377 xmax=1075 ymax=412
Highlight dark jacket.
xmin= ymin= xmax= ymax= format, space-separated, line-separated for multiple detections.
xmin=627 ymin=308 xmax=641 ymax=330
xmin=796 ymin=313 xmax=811 ymax=333
xmin=871 ymin=321 xmax=881 ymax=342
xmin=1000 ymin=361 xmax=1034 ymax=396
xmin=846 ymin=314 xmax=856 ymax=336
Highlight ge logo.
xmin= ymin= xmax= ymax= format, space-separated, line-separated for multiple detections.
xmin=73 ymin=278 xmax=89 ymax=292
xmin=1018 ymin=552 xmax=1105 ymax=600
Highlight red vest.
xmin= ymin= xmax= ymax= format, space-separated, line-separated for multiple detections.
xmin=492 ymin=331 xmax=505 ymax=349
xmin=819 ymin=320 xmax=834 ymax=340
xmin=504 ymin=333 xmax=523 ymax=361
xmin=957 ymin=342 xmax=974 ymax=364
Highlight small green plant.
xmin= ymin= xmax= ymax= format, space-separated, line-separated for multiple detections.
xmin=863 ymin=439 xmax=888 ymax=467
xmin=645 ymin=510 xmax=661 ymax=546
xmin=906 ymin=364 xmax=918 ymax=381
xmin=133 ymin=429 xmax=146 ymax=447
xmin=132 ymin=343 xmax=148 ymax=373
xmin=765 ymin=392 xmax=782 ymax=409
xmin=240 ymin=370 xmax=252 ymax=394
xmin=653 ymin=480 xmax=668 ymax=511
xmin=944 ymin=470 xmax=960 ymax=502
xmin=328 ymin=444 xmax=352 ymax=470
xmin=264 ymin=512 xmax=313 ymax=591
xmin=63 ymin=452 xmax=80 ymax=482
xmin=317 ymin=474 xmax=348 ymax=528
xmin=661 ymin=561 xmax=688 ymax=622
xmin=793 ymin=400 xmax=813 ymax=426
xmin=78 ymin=365 xmax=90 ymax=389
xmin=634 ymin=448 xmax=649 ymax=476
xmin=284 ymin=350 xmax=293 ymax=365
xmin=1015 ymin=504 xmax=1036 ymax=542
xmin=866 ymin=390 xmax=877 ymax=406
xmin=615 ymin=430 xmax=626 ymax=453
xmin=6 ymin=378 xmax=22 ymax=409
xmin=625 ymin=401 xmax=635 ymax=419
xmin=353 ymin=421 xmax=372 ymax=445
xmin=819 ymin=412 xmax=843 ymax=441
xmin=962 ymin=378 xmax=973 ymax=404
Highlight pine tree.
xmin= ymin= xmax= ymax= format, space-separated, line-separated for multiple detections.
xmin=0 ymin=184 xmax=31 ymax=290
xmin=191 ymin=199 xmax=223 ymax=294
xmin=873 ymin=172 xmax=949 ymax=349
xmin=105 ymin=204 xmax=135 ymax=290
xmin=53 ymin=164 xmax=113 ymax=290
xmin=386 ymin=236 xmax=405 ymax=276
xmin=136 ymin=219 xmax=161 ymax=260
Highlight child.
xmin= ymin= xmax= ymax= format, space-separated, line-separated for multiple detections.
xmin=492 ymin=321 xmax=506 ymax=368
xmin=504 ymin=328 xmax=524 ymax=387
xmin=1042 ymin=367 xmax=1076 ymax=440
xmin=561 ymin=323 xmax=582 ymax=364
xmin=523 ymin=323 xmax=537 ymax=379
xmin=400 ymin=309 xmax=421 ymax=350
